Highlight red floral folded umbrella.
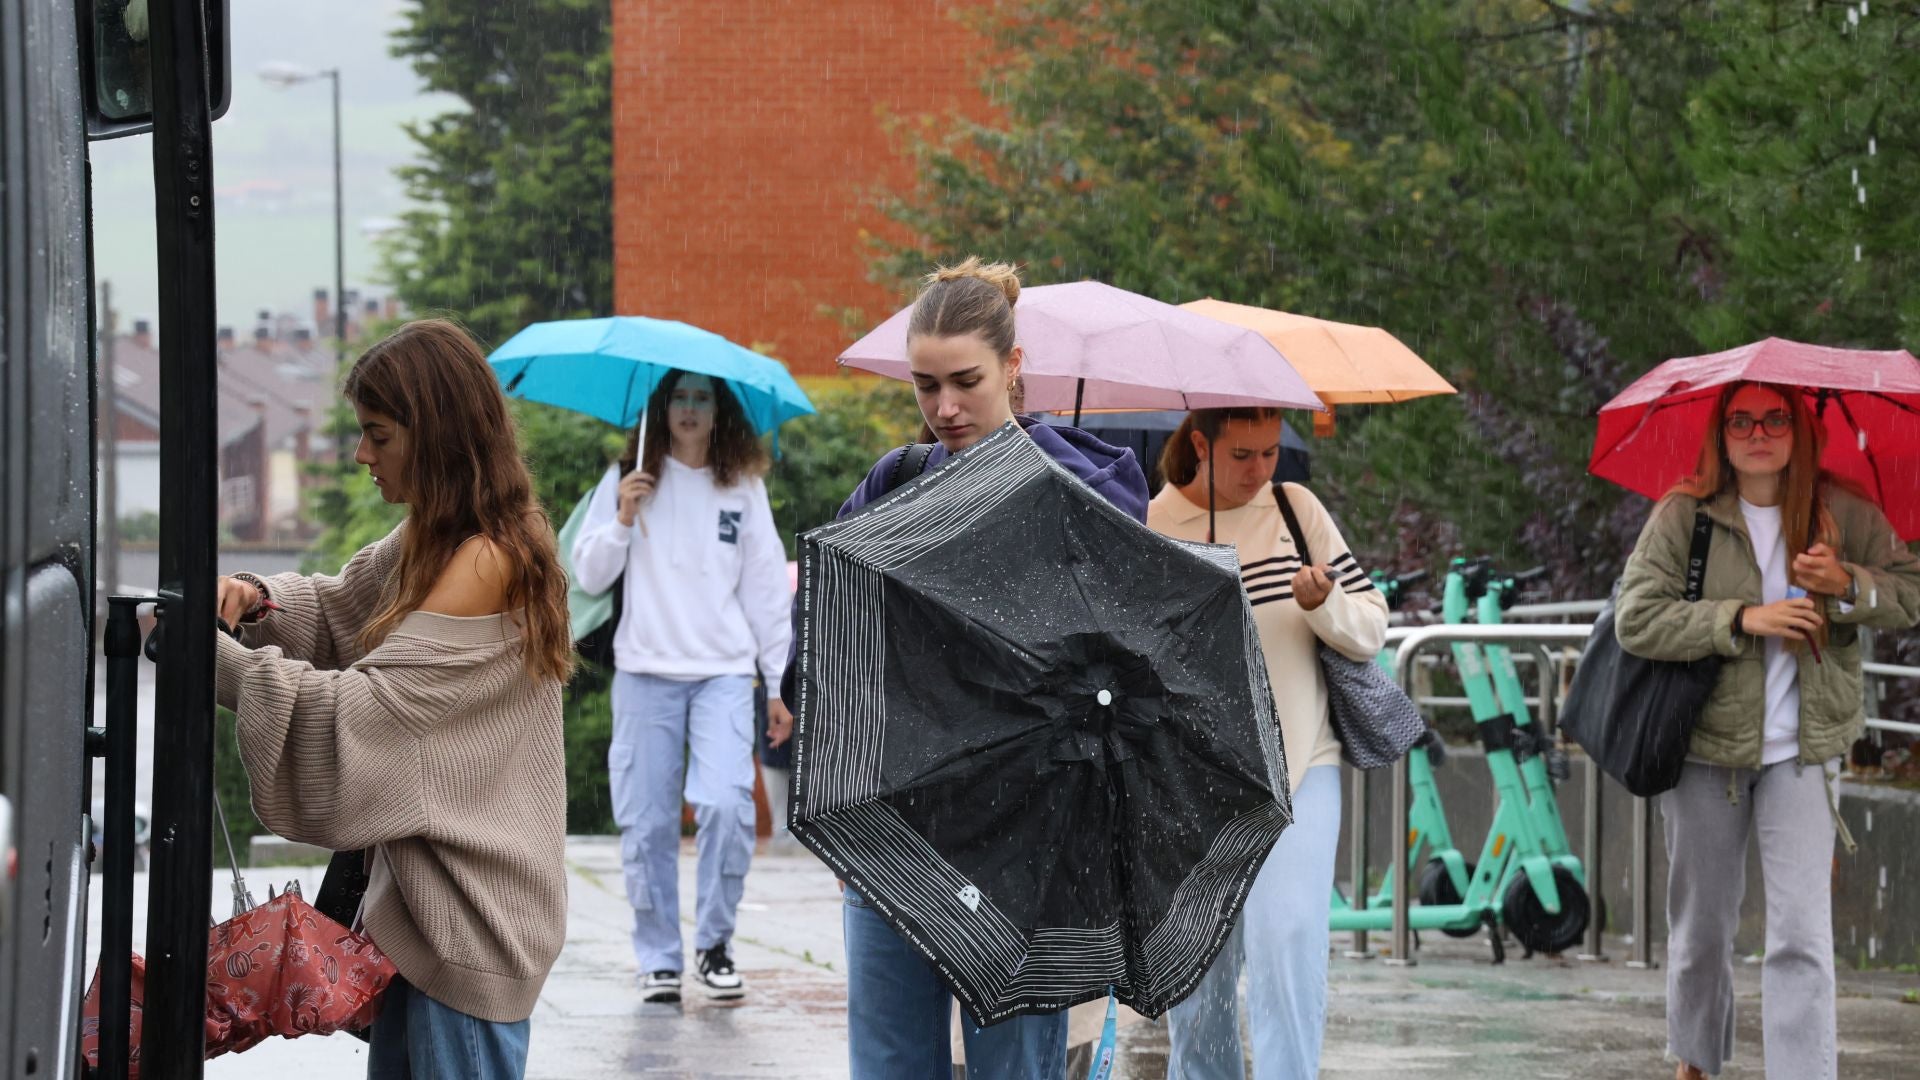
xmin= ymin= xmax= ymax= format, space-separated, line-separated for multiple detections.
xmin=83 ymin=884 xmax=396 ymax=1074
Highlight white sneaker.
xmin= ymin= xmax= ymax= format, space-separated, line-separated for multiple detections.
xmin=697 ymin=943 xmax=745 ymax=999
xmin=640 ymin=970 xmax=681 ymax=1003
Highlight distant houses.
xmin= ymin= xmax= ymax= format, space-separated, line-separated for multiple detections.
xmin=102 ymin=287 xmax=401 ymax=543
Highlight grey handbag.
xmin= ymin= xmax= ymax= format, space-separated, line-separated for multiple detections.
xmin=1273 ymin=485 xmax=1427 ymax=769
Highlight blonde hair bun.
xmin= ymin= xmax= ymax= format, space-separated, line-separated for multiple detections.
xmin=925 ymin=255 xmax=1021 ymax=308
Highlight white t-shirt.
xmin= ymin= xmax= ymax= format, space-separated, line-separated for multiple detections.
xmin=1739 ymin=498 xmax=1802 ymax=765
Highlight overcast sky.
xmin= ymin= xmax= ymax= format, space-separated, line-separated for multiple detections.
xmin=90 ymin=0 xmax=461 ymax=334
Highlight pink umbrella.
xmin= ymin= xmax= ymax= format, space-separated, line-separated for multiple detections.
xmin=839 ymin=281 xmax=1324 ymax=418
xmin=1591 ymin=337 xmax=1920 ymax=540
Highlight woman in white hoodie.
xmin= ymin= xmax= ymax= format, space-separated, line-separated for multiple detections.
xmin=571 ymin=370 xmax=793 ymax=1004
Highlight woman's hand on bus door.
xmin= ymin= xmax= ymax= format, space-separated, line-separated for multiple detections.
xmin=767 ymin=698 xmax=794 ymax=748
xmin=615 ymin=469 xmax=657 ymax=528
xmin=1292 ymin=564 xmax=1336 ymax=612
xmin=216 ymin=575 xmax=261 ymax=628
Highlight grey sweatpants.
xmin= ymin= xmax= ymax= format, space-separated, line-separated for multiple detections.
xmin=1661 ymin=759 xmax=1838 ymax=1079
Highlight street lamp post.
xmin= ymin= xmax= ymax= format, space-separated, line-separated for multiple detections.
xmin=259 ymin=63 xmax=345 ymax=368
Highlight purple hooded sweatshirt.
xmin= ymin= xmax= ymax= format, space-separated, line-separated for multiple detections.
xmin=777 ymin=416 xmax=1149 ymax=703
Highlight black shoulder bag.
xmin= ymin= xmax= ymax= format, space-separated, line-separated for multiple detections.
xmin=1274 ymin=485 xmax=1427 ymax=769
xmin=1559 ymin=509 xmax=1721 ymax=797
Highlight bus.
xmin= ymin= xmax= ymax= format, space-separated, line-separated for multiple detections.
xmin=2 ymin=2 xmax=229 ymax=1076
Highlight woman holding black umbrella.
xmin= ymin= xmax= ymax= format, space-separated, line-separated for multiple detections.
xmin=784 ymin=257 xmax=1148 ymax=1079
xmin=1614 ymin=381 xmax=1920 ymax=1080
xmin=1146 ymin=408 xmax=1387 ymax=1080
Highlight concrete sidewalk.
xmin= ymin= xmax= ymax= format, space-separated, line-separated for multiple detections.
xmin=89 ymin=837 xmax=1920 ymax=1077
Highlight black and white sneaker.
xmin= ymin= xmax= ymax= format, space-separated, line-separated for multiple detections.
xmin=696 ymin=943 xmax=746 ymax=999
xmin=640 ymin=970 xmax=681 ymax=1003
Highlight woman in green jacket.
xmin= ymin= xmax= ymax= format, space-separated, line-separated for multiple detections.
xmin=1615 ymin=381 xmax=1920 ymax=1080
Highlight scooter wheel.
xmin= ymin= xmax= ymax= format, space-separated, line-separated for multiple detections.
xmin=1501 ymin=866 xmax=1590 ymax=955
xmin=1416 ymin=858 xmax=1482 ymax=938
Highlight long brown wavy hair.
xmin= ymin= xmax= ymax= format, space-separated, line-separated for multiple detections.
xmin=1674 ymin=380 xmax=1841 ymax=648
xmin=343 ymin=319 xmax=574 ymax=683
xmin=617 ymin=369 xmax=768 ymax=487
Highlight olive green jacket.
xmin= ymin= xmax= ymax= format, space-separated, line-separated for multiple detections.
xmin=1615 ymin=486 xmax=1920 ymax=769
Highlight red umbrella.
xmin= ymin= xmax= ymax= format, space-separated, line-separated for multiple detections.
xmin=83 ymin=885 xmax=396 ymax=1074
xmin=1591 ymin=338 xmax=1920 ymax=540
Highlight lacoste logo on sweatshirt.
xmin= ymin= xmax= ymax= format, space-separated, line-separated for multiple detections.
xmin=717 ymin=510 xmax=743 ymax=545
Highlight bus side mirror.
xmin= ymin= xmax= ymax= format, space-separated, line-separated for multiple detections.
xmin=81 ymin=0 xmax=231 ymax=141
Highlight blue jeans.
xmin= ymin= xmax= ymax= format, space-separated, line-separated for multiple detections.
xmin=1166 ymin=765 xmax=1343 ymax=1080
xmin=610 ymin=672 xmax=757 ymax=972
xmin=366 ymin=977 xmax=529 ymax=1080
xmin=843 ymin=886 xmax=1068 ymax=1080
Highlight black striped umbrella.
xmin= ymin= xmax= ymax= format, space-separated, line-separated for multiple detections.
xmin=789 ymin=422 xmax=1290 ymax=1026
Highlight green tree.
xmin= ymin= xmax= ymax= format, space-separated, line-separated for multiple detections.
xmin=766 ymin=379 xmax=921 ymax=558
xmin=384 ymin=0 xmax=614 ymax=347
xmin=1685 ymin=0 xmax=1920 ymax=348
xmin=878 ymin=0 xmax=1720 ymax=593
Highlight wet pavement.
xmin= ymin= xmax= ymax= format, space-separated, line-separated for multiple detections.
xmin=90 ymin=837 xmax=1920 ymax=1077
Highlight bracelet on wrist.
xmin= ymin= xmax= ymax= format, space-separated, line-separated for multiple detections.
xmin=230 ymin=571 xmax=273 ymax=623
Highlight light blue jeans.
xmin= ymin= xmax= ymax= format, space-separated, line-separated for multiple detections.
xmin=610 ymin=671 xmax=758 ymax=973
xmin=366 ymin=977 xmax=529 ymax=1079
xmin=1167 ymin=765 xmax=1343 ymax=1080
xmin=843 ymin=886 xmax=1068 ymax=1080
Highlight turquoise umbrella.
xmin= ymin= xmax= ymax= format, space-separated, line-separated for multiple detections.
xmin=488 ymin=316 xmax=815 ymax=435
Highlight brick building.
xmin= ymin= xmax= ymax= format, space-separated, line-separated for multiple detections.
xmin=613 ymin=1 xmax=988 ymax=376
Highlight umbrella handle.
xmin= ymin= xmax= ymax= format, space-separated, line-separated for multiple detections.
xmin=212 ymin=789 xmax=256 ymax=917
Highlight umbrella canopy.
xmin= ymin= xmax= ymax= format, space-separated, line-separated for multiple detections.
xmin=1179 ymin=299 xmax=1455 ymax=405
xmin=1591 ymin=337 xmax=1920 ymax=540
xmin=488 ymin=316 xmax=815 ymax=434
xmin=82 ymin=886 xmax=396 ymax=1070
xmin=1036 ymin=411 xmax=1311 ymax=486
xmin=790 ymin=422 xmax=1291 ymax=1026
xmin=838 ymin=281 xmax=1324 ymax=414
xmin=203 ymin=887 xmax=395 ymax=1057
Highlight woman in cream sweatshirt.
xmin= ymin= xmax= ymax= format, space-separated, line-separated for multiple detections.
xmin=570 ymin=369 xmax=792 ymax=1004
xmin=1147 ymin=407 xmax=1388 ymax=1080
xmin=213 ymin=319 xmax=573 ymax=1079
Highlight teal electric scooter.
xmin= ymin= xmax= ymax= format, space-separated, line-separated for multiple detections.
xmin=1438 ymin=557 xmax=1590 ymax=957
xmin=1329 ymin=559 xmax=1591 ymax=959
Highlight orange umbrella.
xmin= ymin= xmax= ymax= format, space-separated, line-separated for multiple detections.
xmin=1181 ymin=299 xmax=1455 ymax=433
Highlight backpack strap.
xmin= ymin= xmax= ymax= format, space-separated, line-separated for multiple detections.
xmin=883 ymin=442 xmax=937 ymax=495
xmin=1273 ymin=482 xmax=1313 ymax=566
xmin=1683 ymin=507 xmax=1713 ymax=603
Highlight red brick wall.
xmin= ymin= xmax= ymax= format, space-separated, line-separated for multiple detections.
xmin=613 ymin=1 xmax=988 ymax=376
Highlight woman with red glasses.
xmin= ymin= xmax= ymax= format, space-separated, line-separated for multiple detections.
xmin=1614 ymin=381 xmax=1920 ymax=1080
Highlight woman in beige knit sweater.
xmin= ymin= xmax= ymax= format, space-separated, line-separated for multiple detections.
xmin=1147 ymin=407 xmax=1388 ymax=1080
xmin=212 ymin=319 xmax=574 ymax=1079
